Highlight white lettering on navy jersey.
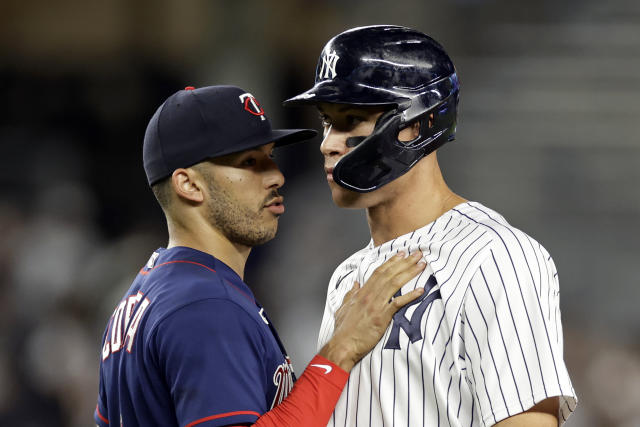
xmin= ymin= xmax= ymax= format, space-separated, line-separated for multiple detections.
xmin=110 ymin=300 xmax=126 ymax=353
xmin=317 ymin=202 xmax=577 ymax=426
xmin=124 ymin=298 xmax=150 ymax=353
xmin=102 ymin=292 xmax=151 ymax=360
xmin=271 ymin=356 xmax=294 ymax=409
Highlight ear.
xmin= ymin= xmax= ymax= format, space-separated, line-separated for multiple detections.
xmin=398 ymin=120 xmax=420 ymax=142
xmin=171 ymin=168 xmax=204 ymax=204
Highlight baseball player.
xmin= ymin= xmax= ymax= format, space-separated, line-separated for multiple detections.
xmin=284 ymin=25 xmax=578 ymax=426
xmin=94 ymin=85 xmax=428 ymax=427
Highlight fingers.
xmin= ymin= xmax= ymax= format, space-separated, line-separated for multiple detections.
xmin=387 ymin=254 xmax=426 ymax=290
xmin=367 ymin=252 xmax=424 ymax=294
xmin=367 ymin=251 xmax=409 ymax=278
xmin=381 ymin=251 xmax=422 ymax=276
xmin=387 ymin=287 xmax=425 ymax=312
xmin=374 ymin=253 xmax=426 ymax=301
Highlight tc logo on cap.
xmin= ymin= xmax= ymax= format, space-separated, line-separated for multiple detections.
xmin=239 ymin=93 xmax=266 ymax=121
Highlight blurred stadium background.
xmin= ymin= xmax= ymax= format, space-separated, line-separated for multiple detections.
xmin=1 ymin=0 xmax=639 ymax=425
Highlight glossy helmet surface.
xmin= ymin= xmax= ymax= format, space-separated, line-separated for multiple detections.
xmin=284 ymin=25 xmax=460 ymax=192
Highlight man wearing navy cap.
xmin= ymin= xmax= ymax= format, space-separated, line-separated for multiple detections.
xmin=94 ymin=85 xmax=426 ymax=427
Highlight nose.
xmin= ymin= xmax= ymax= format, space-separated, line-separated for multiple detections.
xmin=320 ymin=126 xmax=349 ymax=158
xmin=263 ymin=158 xmax=285 ymax=190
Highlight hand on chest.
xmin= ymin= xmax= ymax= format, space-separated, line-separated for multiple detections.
xmin=334 ymin=257 xmax=443 ymax=351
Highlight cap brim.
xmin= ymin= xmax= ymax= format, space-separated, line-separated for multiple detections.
xmin=271 ymin=128 xmax=318 ymax=147
xmin=213 ymin=128 xmax=318 ymax=158
xmin=283 ymin=80 xmax=407 ymax=107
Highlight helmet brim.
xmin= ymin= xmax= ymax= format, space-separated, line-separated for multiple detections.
xmin=283 ymin=79 xmax=409 ymax=107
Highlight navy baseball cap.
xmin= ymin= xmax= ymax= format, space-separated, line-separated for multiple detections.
xmin=143 ymin=85 xmax=317 ymax=185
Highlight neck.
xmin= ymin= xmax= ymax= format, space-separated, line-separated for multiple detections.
xmin=166 ymin=215 xmax=250 ymax=280
xmin=366 ymin=157 xmax=466 ymax=247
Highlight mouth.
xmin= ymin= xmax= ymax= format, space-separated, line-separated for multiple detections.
xmin=264 ymin=196 xmax=285 ymax=215
xmin=324 ymin=166 xmax=335 ymax=182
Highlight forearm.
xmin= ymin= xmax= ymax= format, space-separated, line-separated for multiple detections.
xmin=248 ymin=354 xmax=348 ymax=427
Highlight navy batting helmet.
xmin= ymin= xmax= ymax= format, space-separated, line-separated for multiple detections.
xmin=284 ymin=25 xmax=460 ymax=192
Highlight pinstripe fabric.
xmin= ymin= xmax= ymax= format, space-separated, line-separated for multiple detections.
xmin=317 ymin=202 xmax=577 ymax=426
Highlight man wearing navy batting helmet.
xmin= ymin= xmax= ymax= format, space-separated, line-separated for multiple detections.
xmin=285 ymin=25 xmax=577 ymax=426
xmin=94 ymin=85 xmax=429 ymax=427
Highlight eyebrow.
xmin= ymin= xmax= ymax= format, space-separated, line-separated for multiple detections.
xmin=222 ymin=147 xmax=262 ymax=160
xmin=238 ymin=144 xmax=275 ymax=156
xmin=317 ymin=105 xmax=358 ymax=114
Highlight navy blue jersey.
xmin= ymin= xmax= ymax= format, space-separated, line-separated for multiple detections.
xmin=95 ymin=246 xmax=295 ymax=427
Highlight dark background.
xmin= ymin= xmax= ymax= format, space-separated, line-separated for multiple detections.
xmin=1 ymin=1 xmax=639 ymax=425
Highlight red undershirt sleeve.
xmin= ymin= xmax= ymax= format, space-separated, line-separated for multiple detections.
xmin=234 ymin=354 xmax=349 ymax=427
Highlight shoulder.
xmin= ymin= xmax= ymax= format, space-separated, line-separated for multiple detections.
xmin=152 ymin=298 xmax=266 ymax=342
xmin=419 ymin=202 xmax=556 ymax=291
xmin=448 ymin=202 xmax=552 ymax=262
xmin=137 ymin=258 xmax=260 ymax=338
xmin=450 ymin=203 xmax=559 ymax=301
xmin=142 ymin=258 xmax=236 ymax=302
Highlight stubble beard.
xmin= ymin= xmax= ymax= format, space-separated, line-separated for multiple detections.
xmin=204 ymin=179 xmax=278 ymax=247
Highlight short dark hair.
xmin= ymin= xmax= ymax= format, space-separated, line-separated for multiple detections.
xmin=149 ymin=163 xmax=214 ymax=213
xmin=150 ymin=177 xmax=172 ymax=211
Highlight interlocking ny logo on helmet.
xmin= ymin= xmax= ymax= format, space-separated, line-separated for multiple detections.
xmin=284 ymin=25 xmax=460 ymax=192
xmin=319 ymin=49 xmax=340 ymax=79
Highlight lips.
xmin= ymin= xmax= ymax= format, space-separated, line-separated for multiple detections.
xmin=264 ymin=196 xmax=285 ymax=215
xmin=325 ymin=166 xmax=335 ymax=182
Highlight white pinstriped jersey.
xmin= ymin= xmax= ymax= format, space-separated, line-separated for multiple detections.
xmin=318 ymin=202 xmax=577 ymax=426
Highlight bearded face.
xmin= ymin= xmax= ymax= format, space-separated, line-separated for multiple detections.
xmin=204 ymin=174 xmax=280 ymax=247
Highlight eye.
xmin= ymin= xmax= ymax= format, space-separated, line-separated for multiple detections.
xmin=241 ymin=157 xmax=257 ymax=167
xmin=319 ymin=113 xmax=331 ymax=128
xmin=345 ymin=115 xmax=364 ymax=127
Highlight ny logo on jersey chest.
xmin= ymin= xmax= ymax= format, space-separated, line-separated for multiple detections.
xmin=384 ymin=274 xmax=441 ymax=350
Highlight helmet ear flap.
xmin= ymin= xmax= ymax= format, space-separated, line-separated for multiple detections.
xmin=396 ymin=117 xmax=423 ymax=147
xmin=346 ymin=108 xmax=398 ymax=148
xmin=401 ymin=91 xmax=458 ymax=150
xmin=377 ymin=108 xmax=399 ymax=126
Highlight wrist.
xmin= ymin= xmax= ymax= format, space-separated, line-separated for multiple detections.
xmin=318 ymin=335 xmax=357 ymax=372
